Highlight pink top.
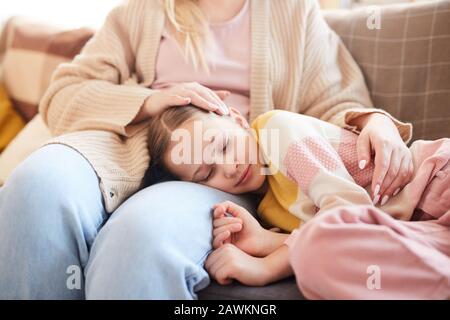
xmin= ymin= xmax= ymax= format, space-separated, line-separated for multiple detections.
xmin=151 ymin=0 xmax=251 ymax=120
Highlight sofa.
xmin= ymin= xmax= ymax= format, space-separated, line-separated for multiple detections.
xmin=0 ymin=0 xmax=449 ymax=299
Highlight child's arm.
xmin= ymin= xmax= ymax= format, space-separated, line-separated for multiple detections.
xmin=261 ymin=245 xmax=294 ymax=284
xmin=205 ymin=243 xmax=293 ymax=287
xmin=212 ymin=201 xmax=289 ymax=257
xmin=283 ymin=134 xmax=374 ymax=214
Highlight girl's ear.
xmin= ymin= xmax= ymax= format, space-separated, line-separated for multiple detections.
xmin=228 ymin=106 xmax=250 ymax=129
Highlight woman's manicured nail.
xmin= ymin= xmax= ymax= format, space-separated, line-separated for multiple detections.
xmin=210 ymin=104 xmax=221 ymax=113
xmin=373 ymin=194 xmax=380 ymax=205
xmin=381 ymin=195 xmax=389 ymax=206
xmin=393 ymin=188 xmax=400 ymax=196
xmin=221 ymin=105 xmax=229 ymax=115
xmin=373 ymin=184 xmax=380 ymax=197
xmin=358 ymin=160 xmax=366 ymax=170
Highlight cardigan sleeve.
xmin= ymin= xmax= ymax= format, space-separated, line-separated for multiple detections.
xmin=38 ymin=0 xmax=154 ymax=138
xmin=298 ymin=0 xmax=412 ymax=144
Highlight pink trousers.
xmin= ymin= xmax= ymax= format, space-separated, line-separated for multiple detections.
xmin=287 ymin=139 xmax=450 ymax=299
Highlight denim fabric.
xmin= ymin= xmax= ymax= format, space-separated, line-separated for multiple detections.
xmin=0 ymin=144 xmax=257 ymax=299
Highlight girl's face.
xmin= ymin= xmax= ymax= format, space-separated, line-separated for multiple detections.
xmin=163 ymin=108 xmax=267 ymax=194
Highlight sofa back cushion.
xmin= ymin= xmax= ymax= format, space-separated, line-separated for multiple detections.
xmin=324 ymin=0 xmax=450 ymax=141
xmin=0 ymin=17 xmax=93 ymax=122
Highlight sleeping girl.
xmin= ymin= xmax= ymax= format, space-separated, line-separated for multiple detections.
xmin=146 ymin=105 xmax=450 ymax=299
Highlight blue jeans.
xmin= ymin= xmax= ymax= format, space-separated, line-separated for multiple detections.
xmin=0 ymin=144 xmax=257 ymax=299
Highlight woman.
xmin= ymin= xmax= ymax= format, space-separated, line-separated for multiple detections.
xmin=0 ymin=0 xmax=414 ymax=299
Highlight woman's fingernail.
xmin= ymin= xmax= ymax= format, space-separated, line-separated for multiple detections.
xmin=210 ymin=104 xmax=220 ymax=112
xmin=373 ymin=184 xmax=380 ymax=197
xmin=393 ymin=188 xmax=400 ymax=196
xmin=359 ymin=160 xmax=366 ymax=170
xmin=373 ymin=194 xmax=380 ymax=205
xmin=222 ymin=106 xmax=229 ymax=115
xmin=381 ymin=195 xmax=389 ymax=206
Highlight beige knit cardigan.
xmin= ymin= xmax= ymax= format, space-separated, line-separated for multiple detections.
xmin=38 ymin=0 xmax=412 ymax=213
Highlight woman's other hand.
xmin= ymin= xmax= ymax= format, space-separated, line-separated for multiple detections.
xmin=133 ymin=82 xmax=230 ymax=123
xmin=355 ymin=113 xmax=414 ymax=205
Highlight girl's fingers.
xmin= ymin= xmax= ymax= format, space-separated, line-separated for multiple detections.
xmin=205 ymin=246 xmax=227 ymax=275
xmin=213 ymin=223 xmax=242 ymax=238
xmin=215 ymin=266 xmax=233 ymax=285
xmin=204 ymin=248 xmax=220 ymax=271
xmin=213 ymin=205 xmax=227 ymax=219
xmin=213 ymin=217 xmax=243 ymax=228
xmin=216 ymin=201 xmax=244 ymax=219
xmin=213 ymin=230 xmax=231 ymax=249
xmin=206 ymin=248 xmax=234 ymax=285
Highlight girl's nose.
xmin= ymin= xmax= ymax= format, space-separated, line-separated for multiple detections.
xmin=223 ymin=163 xmax=239 ymax=179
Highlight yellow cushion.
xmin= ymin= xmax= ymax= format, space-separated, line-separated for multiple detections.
xmin=0 ymin=83 xmax=25 ymax=152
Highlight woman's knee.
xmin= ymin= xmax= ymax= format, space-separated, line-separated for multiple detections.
xmin=85 ymin=181 xmax=257 ymax=298
xmin=96 ymin=181 xmax=242 ymax=260
xmin=0 ymin=144 xmax=105 ymax=238
xmin=108 ymin=181 xmax=258 ymax=248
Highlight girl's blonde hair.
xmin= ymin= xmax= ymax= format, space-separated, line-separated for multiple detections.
xmin=163 ymin=0 xmax=212 ymax=72
xmin=145 ymin=105 xmax=208 ymax=185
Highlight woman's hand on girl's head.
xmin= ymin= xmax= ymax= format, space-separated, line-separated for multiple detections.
xmin=356 ymin=113 xmax=414 ymax=206
xmin=144 ymin=82 xmax=230 ymax=118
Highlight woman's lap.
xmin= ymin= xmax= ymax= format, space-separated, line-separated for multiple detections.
xmin=86 ymin=180 xmax=258 ymax=299
xmin=0 ymin=144 xmax=258 ymax=299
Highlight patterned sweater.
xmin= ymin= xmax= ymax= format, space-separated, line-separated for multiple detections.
xmin=251 ymin=110 xmax=378 ymax=232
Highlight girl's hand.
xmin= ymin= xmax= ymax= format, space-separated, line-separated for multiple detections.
xmin=212 ymin=201 xmax=268 ymax=257
xmin=134 ymin=82 xmax=230 ymax=122
xmin=356 ymin=113 xmax=414 ymax=205
xmin=205 ymin=244 xmax=270 ymax=286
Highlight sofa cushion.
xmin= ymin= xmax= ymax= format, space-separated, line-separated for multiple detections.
xmin=324 ymin=0 xmax=450 ymax=141
xmin=198 ymin=278 xmax=304 ymax=300
xmin=0 ymin=82 xmax=24 ymax=152
xmin=0 ymin=17 xmax=93 ymax=122
xmin=0 ymin=114 xmax=50 ymax=185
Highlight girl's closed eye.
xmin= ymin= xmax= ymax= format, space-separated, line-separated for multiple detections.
xmin=222 ymin=135 xmax=229 ymax=153
xmin=201 ymin=166 xmax=215 ymax=182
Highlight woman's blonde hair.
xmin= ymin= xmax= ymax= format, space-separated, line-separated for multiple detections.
xmin=163 ymin=0 xmax=212 ymax=72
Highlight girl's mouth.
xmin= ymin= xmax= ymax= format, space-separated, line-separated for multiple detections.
xmin=236 ymin=165 xmax=251 ymax=187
